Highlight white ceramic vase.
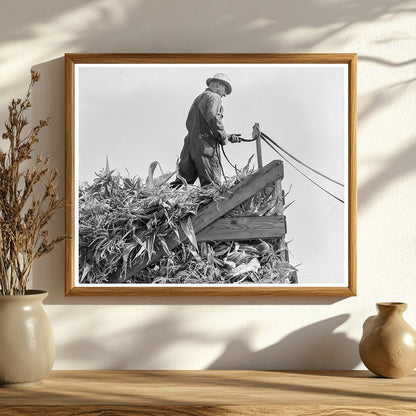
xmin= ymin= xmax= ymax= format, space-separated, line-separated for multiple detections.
xmin=0 ymin=290 xmax=55 ymax=387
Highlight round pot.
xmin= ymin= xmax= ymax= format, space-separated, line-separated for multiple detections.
xmin=0 ymin=290 xmax=55 ymax=387
xmin=359 ymin=302 xmax=416 ymax=378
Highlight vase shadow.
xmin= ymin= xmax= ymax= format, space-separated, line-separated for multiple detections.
xmin=207 ymin=314 xmax=360 ymax=371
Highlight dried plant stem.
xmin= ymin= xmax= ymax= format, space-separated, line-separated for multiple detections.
xmin=0 ymin=71 xmax=65 ymax=295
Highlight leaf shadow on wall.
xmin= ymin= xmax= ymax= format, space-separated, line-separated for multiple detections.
xmin=53 ymin=310 xmax=219 ymax=370
xmin=52 ymin=308 xmax=359 ymax=370
xmin=207 ymin=314 xmax=360 ymax=370
xmin=358 ymin=139 xmax=416 ymax=210
xmin=0 ymin=0 xmax=413 ymax=97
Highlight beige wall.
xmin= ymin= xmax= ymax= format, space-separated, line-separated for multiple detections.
xmin=1 ymin=0 xmax=415 ymax=369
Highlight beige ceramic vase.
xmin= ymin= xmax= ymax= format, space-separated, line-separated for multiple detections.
xmin=359 ymin=302 xmax=416 ymax=378
xmin=0 ymin=290 xmax=55 ymax=387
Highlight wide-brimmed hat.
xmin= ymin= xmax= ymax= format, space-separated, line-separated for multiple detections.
xmin=206 ymin=73 xmax=232 ymax=95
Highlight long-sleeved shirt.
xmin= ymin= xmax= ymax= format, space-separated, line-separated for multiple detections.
xmin=186 ymin=88 xmax=228 ymax=145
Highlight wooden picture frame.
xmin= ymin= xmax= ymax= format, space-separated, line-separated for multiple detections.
xmin=65 ymin=53 xmax=356 ymax=296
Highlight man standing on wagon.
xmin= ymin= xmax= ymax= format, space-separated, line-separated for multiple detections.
xmin=171 ymin=73 xmax=241 ymax=188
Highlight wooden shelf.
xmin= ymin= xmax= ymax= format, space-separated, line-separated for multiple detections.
xmin=1 ymin=370 xmax=415 ymax=415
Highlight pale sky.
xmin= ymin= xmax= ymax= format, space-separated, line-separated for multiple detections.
xmin=76 ymin=63 xmax=348 ymax=285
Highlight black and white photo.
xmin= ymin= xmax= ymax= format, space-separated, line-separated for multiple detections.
xmin=65 ymin=54 xmax=356 ymax=296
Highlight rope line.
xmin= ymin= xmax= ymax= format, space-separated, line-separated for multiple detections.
xmin=221 ymin=145 xmax=241 ymax=175
xmin=219 ymin=130 xmax=344 ymax=203
xmin=239 ymin=137 xmax=257 ymax=143
xmin=261 ymin=132 xmax=344 ymax=187
xmin=260 ymin=135 xmax=344 ymax=204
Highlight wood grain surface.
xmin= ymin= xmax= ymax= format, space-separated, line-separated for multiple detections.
xmin=196 ymin=216 xmax=286 ymax=241
xmin=64 ymin=53 xmax=357 ymax=64
xmin=0 ymin=370 xmax=415 ymax=415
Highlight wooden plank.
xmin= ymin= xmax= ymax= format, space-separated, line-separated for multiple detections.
xmin=253 ymin=123 xmax=262 ymax=169
xmin=256 ymin=137 xmax=263 ymax=169
xmin=196 ymin=216 xmax=286 ymax=242
xmin=192 ymin=160 xmax=283 ymax=233
xmin=126 ymin=160 xmax=283 ymax=278
xmin=272 ymin=179 xmax=290 ymax=262
xmin=3 ymin=404 xmax=416 ymax=416
xmin=0 ymin=370 xmax=415 ymax=416
xmin=275 ymin=179 xmax=283 ymax=215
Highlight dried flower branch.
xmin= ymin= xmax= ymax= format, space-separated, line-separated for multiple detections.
xmin=0 ymin=71 xmax=65 ymax=295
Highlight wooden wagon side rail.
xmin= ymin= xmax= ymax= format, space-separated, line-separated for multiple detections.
xmin=196 ymin=216 xmax=286 ymax=242
xmin=126 ymin=160 xmax=284 ymax=278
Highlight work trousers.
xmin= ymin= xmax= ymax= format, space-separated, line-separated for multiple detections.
xmin=171 ymin=134 xmax=222 ymax=187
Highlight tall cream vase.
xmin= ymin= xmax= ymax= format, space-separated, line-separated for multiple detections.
xmin=0 ymin=71 xmax=63 ymax=386
xmin=0 ymin=290 xmax=55 ymax=387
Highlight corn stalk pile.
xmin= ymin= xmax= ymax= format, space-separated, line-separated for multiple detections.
xmin=79 ymin=161 xmax=297 ymax=284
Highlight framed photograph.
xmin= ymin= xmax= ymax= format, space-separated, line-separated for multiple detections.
xmin=65 ymin=53 xmax=356 ymax=296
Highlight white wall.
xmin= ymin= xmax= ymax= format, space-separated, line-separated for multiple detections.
xmin=1 ymin=0 xmax=415 ymax=370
